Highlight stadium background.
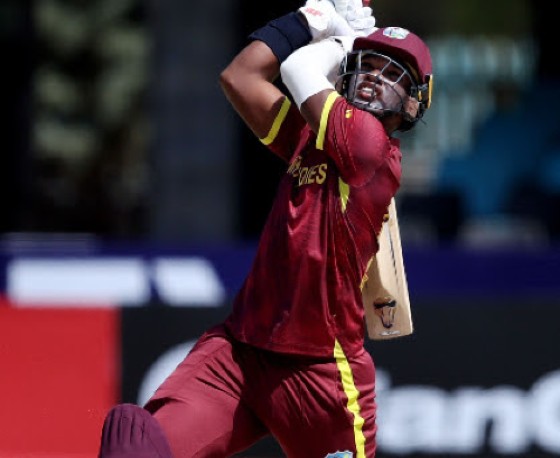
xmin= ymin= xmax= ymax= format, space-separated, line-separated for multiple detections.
xmin=1 ymin=0 xmax=559 ymax=457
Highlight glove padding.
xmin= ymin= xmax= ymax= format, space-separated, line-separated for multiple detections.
xmin=329 ymin=0 xmax=377 ymax=37
xmin=299 ymin=0 xmax=354 ymax=41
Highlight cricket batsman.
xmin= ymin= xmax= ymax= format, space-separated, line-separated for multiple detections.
xmin=98 ymin=0 xmax=433 ymax=456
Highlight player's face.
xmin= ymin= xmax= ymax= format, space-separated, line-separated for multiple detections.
xmin=351 ymin=53 xmax=414 ymax=115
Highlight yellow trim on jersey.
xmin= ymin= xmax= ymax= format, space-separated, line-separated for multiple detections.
xmin=339 ymin=178 xmax=349 ymax=213
xmin=316 ymin=92 xmax=340 ymax=150
xmin=260 ymin=97 xmax=292 ymax=146
xmin=334 ymin=340 xmax=366 ymax=458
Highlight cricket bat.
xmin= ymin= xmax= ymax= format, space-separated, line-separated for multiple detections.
xmin=363 ymin=198 xmax=413 ymax=340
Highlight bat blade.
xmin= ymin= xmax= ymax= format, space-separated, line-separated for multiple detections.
xmin=363 ymin=198 xmax=413 ymax=340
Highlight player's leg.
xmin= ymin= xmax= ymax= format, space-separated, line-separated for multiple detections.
xmin=147 ymin=395 xmax=268 ymax=458
xmin=325 ymin=346 xmax=378 ymax=458
xmin=296 ymin=347 xmax=377 ymax=458
xmin=144 ymin=326 xmax=269 ymax=457
xmin=249 ymin=346 xmax=377 ymax=458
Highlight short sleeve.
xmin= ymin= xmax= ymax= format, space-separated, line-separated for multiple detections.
xmin=319 ymin=96 xmax=392 ymax=186
xmin=259 ymin=97 xmax=308 ymax=163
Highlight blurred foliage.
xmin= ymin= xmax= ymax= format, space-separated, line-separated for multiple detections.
xmin=30 ymin=0 xmax=150 ymax=236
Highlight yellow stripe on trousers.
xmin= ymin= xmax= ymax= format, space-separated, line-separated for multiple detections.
xmin=334 ymin=340 xmax=366 ymax=458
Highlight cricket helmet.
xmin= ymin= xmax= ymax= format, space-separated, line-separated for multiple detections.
xmin=339 ymin=27 xmax=434 ymax=131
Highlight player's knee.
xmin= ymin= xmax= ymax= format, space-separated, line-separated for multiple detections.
xmin=98 ymin=403 xmax=174 ymax=458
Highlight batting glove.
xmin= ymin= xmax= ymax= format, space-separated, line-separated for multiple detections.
xmin=328 ymin=0 xmax=350 ymax=17
xmin=299 ymin=0 xmax=354 ymax=41
xmin=332 ymin=0 xmax=377 ymax=37
xmin=347 ymin=6 xmax=377 ymax=36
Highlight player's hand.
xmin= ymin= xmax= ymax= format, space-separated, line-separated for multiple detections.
xmin=333 ymin=0 xmax=377 ymax=37
xmin=328 ymin=0 xmax=350 ymax=17
xmin=299 ymin=0 xmax=354 ymax=41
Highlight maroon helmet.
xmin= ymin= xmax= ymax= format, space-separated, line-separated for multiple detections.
xmin=338 ymin=27 xmax=434 ymax=131
xmin=354 ymin=27 xmax=432 ymax=88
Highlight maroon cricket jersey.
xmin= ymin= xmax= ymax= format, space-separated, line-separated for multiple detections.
xmin=225 ymin=93 xmax=402 ymax=358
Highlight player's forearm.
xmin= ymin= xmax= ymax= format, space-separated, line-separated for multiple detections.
xmin=220 ymin=41 xmax=286 ymax=139
xmin=281 ymin=38 xmax=349 ymax=132
xmin=220 ymin=9 xmax=318 ymax=138
xmin=221 ymin=40 xmax=279 ymax=86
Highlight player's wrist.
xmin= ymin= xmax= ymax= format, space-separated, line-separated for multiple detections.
xmin=248 ymin=12 xmax=312 ymax=64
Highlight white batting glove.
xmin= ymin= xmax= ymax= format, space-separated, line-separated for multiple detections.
xmin=331 ymin=0 xmax=377 ymax=37
xmin=347 ymin=5 xmax=377 ymax=36
xmin=348 ymin=14 xmax=376 ymax=37
xmin=299 ymin=0 xmax=354 ymax=41
xmin=328 ymin=0 xmax=350 ymax=17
